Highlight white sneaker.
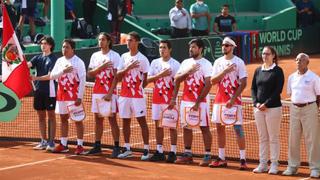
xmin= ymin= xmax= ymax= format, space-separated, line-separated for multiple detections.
xmin=268 ymin=162 xmax=279 ymax=174
xmin=46 ymin=141 xmax=55 ymax=152
xmin=140 ymin=149 xmax=150 ymax=161
xmin=33 ymin=140 xmax=47 ymax=150
xmin=40 ymin=16 xmax=50 ymax=23
xmin=117 ymin=150 xmax=133 ymax=159
xmin=282 ymin=167 xmax=298 ymax=176
xmin=253 ymin=163 xmax=268 ymax=173
xmin=310 ymin=170 xmax=320 ymax=178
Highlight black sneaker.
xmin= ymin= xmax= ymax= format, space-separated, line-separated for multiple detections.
xmin=84 ymin=146 xmax=102 ymax=155
xmin=166 ymin=151 xmax=177 ymax=163
xmin=150 ymin=151 xmax=166 ymax=162
xmin=111 ymin=146 xmax=121 ymax=158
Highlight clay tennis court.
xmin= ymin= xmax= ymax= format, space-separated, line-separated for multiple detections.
xmin=1 ymin=54 xmax=320 ymax=179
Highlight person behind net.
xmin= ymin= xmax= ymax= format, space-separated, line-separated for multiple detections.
xmin=210 ymin=37 xmax=248 ymax=170
xmin=169 ymin=38 xmax=213 ymax=166
xmin=146 ymin=40 xmax=180 ymax=163
xmin=108 ymin=0 xmax=127 ymax=44
xmin=189 ymin=0 xmax=211 ymax=36
xmin=116 ymin=31 xmax=151 ymax=160
xmin=16 ymin=0 xmax=37 ymax=41
xmin=213 ymin=4 xmax=236 ymax=35
xmin=85 ymin=32 xmax=121 ymax=157
xmin=282 ymin=53 xmax=320 ymax=178
xmin=169 ymin=0 xmax=191 ymax=38
xmin=251 ymin=46 xmax=284 ymax=174
xmin=49 ymin=39 xmax=86 ymax=155
xmin=28 ymin=35 xmax=57 ymax=152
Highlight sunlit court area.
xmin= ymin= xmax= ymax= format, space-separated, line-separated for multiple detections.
xmin=1 ymin=0 xmax=320 ymax=179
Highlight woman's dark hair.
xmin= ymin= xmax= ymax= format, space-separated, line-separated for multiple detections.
xmin=263 ymin=46 xmax=278 ymax=65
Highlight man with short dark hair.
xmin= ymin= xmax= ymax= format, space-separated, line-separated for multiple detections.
xmin=169 ymin=0 xmax=191 ymax=38
xmin=49 ymin=39 xmax=86 ymax=155
xmin=170 ymin=38 xmax=213 ymax=166
xmin=189 ymin=0 xmax=211 ymax=36
xmin=147 ymin=40 xmax=180 ymax=163
xmin=213 ymin=4 xmax=236 ymax=34
xmin=117 ymin=31 xmax=151 ymax=160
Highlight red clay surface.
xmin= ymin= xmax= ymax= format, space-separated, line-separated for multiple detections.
xmin=0 ymin=141 xmax=311 ymax=180
xmin=0 ymin=55 xmax=319 ymax=179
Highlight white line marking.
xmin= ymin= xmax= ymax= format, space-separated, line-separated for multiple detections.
xmin=0 ymin=155 xmax=77 ymax=171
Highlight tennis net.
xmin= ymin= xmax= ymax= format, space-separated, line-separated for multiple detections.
xmin=0 ymin=82 xmax=309 ymax=164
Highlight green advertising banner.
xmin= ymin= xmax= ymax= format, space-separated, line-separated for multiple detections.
xmin=0 ymin=83 xmax=21 ymax=122
xmin=255 ymin=25 xmax=320 ymax=58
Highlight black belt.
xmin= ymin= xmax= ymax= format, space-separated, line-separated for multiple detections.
xmin=293 ymin=101 xmax=315 ymax=107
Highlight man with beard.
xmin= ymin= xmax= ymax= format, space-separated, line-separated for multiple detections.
xmin=210 ymin=37 xmax=248 ymax=170
xmin=169 ymin=38 xmax=213 ymax=166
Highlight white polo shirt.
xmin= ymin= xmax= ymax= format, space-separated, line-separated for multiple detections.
xmin=287 ymin=70 xmax=320 ymax=104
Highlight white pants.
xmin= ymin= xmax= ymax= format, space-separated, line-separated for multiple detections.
xmin=254 ymin=107 xmax=282 ymax=164
xmin=118 ymin=97 xmax=146 ymax=118
xmin=91 ymin=94 xmax=118 ymax=113
xmin=288 ymin=103 xmax=320 ymax=171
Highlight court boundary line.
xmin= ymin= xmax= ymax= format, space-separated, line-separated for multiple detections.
xmin=0 ymin=155 xmax=77 ymax=171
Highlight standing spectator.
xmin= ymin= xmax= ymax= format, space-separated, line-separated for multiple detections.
xmin=210 ymin=37 xmax=248 ymax=170
xmin=213 ymin=4 xmax=236 ymax=35
xmin=28 ymin=36 xmax=57 ymax=152
xmin=147 ymin=40 xmax=180 ymax=163
xmin=295 ymin=0 xmax=316 ymax=27
xmin=282 ymin=53 xmax=320 ymax=178
xmin=39 ymin=0 xmax=50 ymax=23
xmin=85 ymin=32 xmax=121 ymax=157
xmin=16 ymin=0 xmax=36 ymax=41
xmin=169 ymin=0 xmax=191 ymax=38
xmin=82 ymin=0 xmax=97 ymax=26
xmin=170 ymin=38 xmax=213 ymax=166
xmin=49 ymin=39 xmax=86 ymax=155
xmin=108 ymin=0 xmax=127 ymax=44
xmin=189 ymin=0 xmax=211 ymax=36
xmin=65 ymin=0 xmax=76 ymax=20
xmin=251 ymin=46 xmax=284 ymax=174
xmin=116 ymin=32 xmax=151 ymax=160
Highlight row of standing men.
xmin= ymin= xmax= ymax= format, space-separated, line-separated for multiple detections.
xmin=29 ymin=32 xmax=320 ymax=178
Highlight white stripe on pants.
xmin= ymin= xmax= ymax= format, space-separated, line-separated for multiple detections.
xmin=288 ymin=103 xmax=320 ymax=171
xmin=254 ymin=107 xmax=282 ymax=164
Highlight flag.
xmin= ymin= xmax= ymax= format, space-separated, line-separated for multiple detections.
xmin=1 ymin=4 xmax=32 ymax=99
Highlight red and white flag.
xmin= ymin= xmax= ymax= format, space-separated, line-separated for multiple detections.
xmin=1 ymin=4 xmax=32 ymax=99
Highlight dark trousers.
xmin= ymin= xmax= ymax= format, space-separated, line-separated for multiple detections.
xmin=82 ymin=0 xmax=97 ymax=25
xmin=191 ymin=29 xmax=209 ymax=37
xmin=110 ymin=20 xmax=123 ymax=44
xmin=171 ymin=27 xmax=189 ymax=38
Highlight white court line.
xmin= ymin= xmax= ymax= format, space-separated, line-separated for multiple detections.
xmin=0 ymin=142 xmax=39 ymax=151
xmin=0 ymin=155 xmax=77 ymax=171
